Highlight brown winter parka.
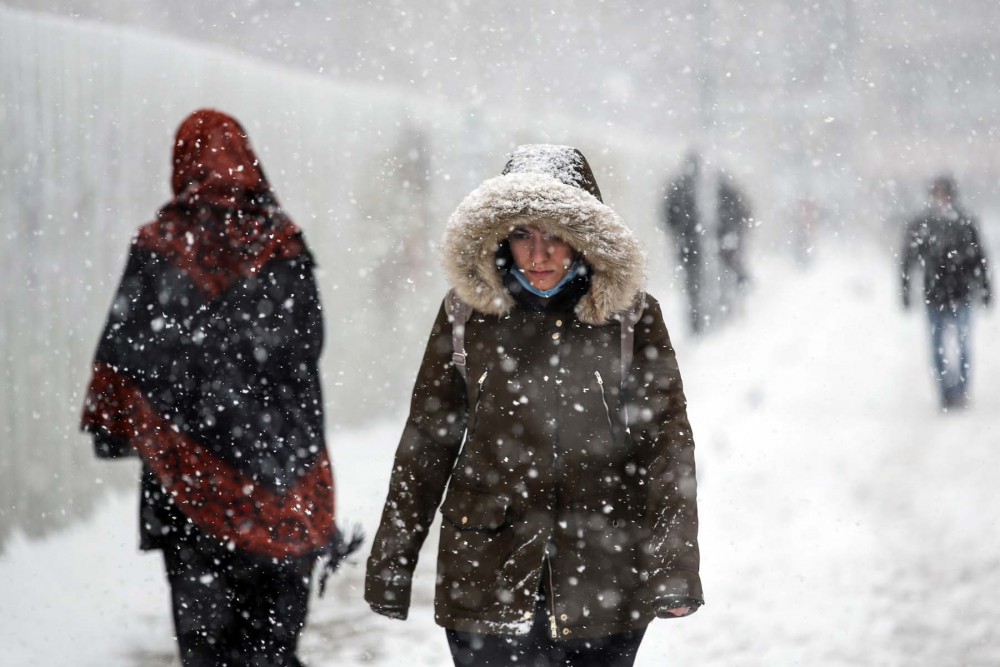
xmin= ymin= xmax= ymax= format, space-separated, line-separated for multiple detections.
xmin=365 ymin=145 xmax=703 ymax=640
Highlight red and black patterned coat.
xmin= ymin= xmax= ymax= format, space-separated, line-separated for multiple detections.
xmin=81 ymin=110 xmax=345 ymax=563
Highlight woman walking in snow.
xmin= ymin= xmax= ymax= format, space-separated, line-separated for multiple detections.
xmin=366 ymin=145 xmax=702 ymax=666
xmin=81 ymin=109 xmax=356 ymax=667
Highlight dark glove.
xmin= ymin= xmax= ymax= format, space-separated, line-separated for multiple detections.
xmin=654 ymin=596 xmax=702 ymax=619
xmin=369 ymin=603 xmax=407 ymax=621
xmin=984 ymin=290 xmax=992 ymax=308
xmin=91 ymin=432 xmax=137 ymax=459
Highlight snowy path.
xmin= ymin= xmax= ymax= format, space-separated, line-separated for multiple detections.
xmin=2 ymin=249 xmax=998 ymax=666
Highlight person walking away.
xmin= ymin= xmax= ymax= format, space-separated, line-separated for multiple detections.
xmin=901 ymin=174 xmax=991 ymax=410
xmin=366 ymin=144 xmax=703 ymax=667
xmin=80 ymin=109 xmax=358 ymax=667
xmin=664 ymin=151 xmax=706 ymax=334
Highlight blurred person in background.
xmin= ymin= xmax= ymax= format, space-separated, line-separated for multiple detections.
xmin=366 ymin=145 xmax=702 ymax=667
xmin=664 ymin=151 xmax=755 ymax=333
xmin=663 ymin=150 xmax=706 ymax=335
xmin=901 ymin=174 xmax=992 ymax=410
xmin=80 ymin=109 xmax=358 ymax=667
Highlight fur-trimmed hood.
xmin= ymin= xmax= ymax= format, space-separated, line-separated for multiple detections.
xmin=441 ymin=145 xmax=646 ymax=325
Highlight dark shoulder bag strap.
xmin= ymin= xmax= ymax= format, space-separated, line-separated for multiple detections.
xmin=445 ymin=288 xmax=473 ymax=383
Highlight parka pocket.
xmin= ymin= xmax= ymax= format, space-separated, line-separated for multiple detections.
xmin=440 ymin=485 xmax=510 ymax=531
xmin=567 ymin=490 xmax=644 ymax=563
xmin=437 ymin=486 xmax=515 ymax=610
xmin=572 ymin=491 xmax=636 ymax=532
xmin=562 ymin=491 xmax=645 ymax=622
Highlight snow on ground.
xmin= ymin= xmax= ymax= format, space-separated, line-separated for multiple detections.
xmin=2 ymin=247 xmax=998 ymax=666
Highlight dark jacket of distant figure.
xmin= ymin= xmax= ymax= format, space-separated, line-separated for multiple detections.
xmin=717 ymin=176 xmax=752 ymax=258
xmin=664 ymin=170 xmax=752 ymax=254
xmin=81 ymin=110 xmax=349 ymax=565
xmin=365 ymin=145 xmax=703 ymax=640
xmin=901 ymin=204 xmax=991 ymax=308
xmin=664 ymin=170 xmax=700 ymax=245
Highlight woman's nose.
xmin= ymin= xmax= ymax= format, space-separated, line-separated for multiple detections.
xmin=530 ymin=240 xmax=549 ymax=264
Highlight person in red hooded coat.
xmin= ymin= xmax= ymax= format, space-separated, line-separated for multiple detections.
xmin=81 ymin=109 xmax=357 ymax=667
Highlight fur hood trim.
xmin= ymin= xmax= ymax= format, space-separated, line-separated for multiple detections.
xmin=441 ymin=172 xmax=646 ymax=325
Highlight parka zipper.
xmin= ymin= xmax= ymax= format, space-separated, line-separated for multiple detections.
xmin=594 ymin=370 xmax=616 ymax=441
xmin=468 ymin=368 xmax=490 ymax=437
xmin=548 ymin=318 xmax=565 ymax=641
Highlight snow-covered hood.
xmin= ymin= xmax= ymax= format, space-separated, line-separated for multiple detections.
xmin=441 ymin=146 xmax=646 ymax=325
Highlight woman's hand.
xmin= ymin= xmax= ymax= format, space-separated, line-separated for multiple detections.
xmin=664 ymin=606 xmax=690 ymax=617
xmin=369 ymin=603 xmax=407 ymax=621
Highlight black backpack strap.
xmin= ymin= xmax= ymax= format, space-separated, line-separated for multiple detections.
xmin=620 ymin=291 xmax=646 ymax=384
xmin=445 ymin=289 xmax=473 ymax=382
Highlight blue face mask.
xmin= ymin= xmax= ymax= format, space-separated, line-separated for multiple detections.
xmin=510 ymin=261 xmax=584 ymax=298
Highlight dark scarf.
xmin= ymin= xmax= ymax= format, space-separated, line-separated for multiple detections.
xmin=81 ymin=110 xmax=357 ymax=568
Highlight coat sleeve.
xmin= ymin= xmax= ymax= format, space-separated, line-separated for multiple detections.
xmin=969 ymin=220 xmax=992 ymax=304
xmin=626 ymin=295 xmax=704 ymax=616
xmin=364 ymin=300 xmax=469 ymax=619
xmin=80 ymin=241 xmax=151 ymax=459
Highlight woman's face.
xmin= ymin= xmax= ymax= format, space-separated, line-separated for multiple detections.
xmin=508 ymin=225 xmax=575 ymax=291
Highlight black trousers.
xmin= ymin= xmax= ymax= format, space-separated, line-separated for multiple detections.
xmin=162 ymin=540 xmax=312 ymax=667
xmin=446 ymin=569 xmax=646 ymax=667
